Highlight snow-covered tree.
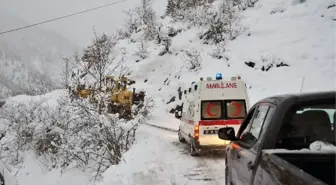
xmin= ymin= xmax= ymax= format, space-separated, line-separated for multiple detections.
xmin=134 ymin=40 xmax=148 ymax=59
xmin=0 ymin=94 xmax=153 ymax=181
xmin=183 ymin=48 xmax=202 ymax=72
xmin=80 ymin=32 xmax=117 ymax=90
xmin=136 ymin=0 xmax=158 ymax=40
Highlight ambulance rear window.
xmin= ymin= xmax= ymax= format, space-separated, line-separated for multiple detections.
xmin=201 ymin=101 xmax=222 ymax=120
xmin=201 ymin=100 xmax=247 ymax=120
xmin=226 ymin=100 xmax=246 ymax=119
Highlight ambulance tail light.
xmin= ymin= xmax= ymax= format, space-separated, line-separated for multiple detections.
xmin=194 ymin=125 xmax=199 ymax=139
xmin=237 ymin=76 xmax=241 ymax=80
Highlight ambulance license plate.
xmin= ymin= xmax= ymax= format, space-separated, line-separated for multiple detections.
xmin=203 ymin=130 xmax=218 ymax=135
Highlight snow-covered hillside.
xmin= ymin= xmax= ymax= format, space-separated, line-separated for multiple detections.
xmin=0 ymin=0 xmax=335 ymax=184
xmin=0 ymin=11 xmax=79 ymax=99
xmin=98 ymin=0 xmax=336 ymax=184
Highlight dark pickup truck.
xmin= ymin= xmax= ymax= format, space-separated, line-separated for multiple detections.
xmin=218 ymin=91 xmax=336 ymax=185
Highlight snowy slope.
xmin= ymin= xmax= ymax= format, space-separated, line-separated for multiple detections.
xmin=99 ymin=0 xmax=336 ymax=184
xmin=0 ymin=0 xmax=335 ymax=184
xmin=0 ymin=11 xmax=79 ymax=99
xmin=112 ymin=0 xmax=336 ymax=130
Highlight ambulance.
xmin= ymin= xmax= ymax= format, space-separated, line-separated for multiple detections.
xmin=177 ymin=73 xmax=250 ymax=156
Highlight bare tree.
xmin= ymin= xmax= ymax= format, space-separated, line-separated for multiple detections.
xmin=123 ymin=9 xmax=140 ymax=35
xmin=219 ymin=1 xmax=241 ymax=40
xmin=138 ymin=0 xmax=155 ymax=25
xmin=81 ymin=30 xmax=117 ymax=90
xmin=117 ymin=48 xmax=132 ymax=77
xmin=134 ymin=40 xmax=148 ymax=59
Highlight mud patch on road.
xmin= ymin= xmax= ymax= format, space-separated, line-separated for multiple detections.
xmin=201 ymin=151 xmax=226 ymax=159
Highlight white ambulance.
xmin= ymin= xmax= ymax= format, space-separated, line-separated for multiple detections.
xmin=177 ymin=73 xmax=250 ymax=156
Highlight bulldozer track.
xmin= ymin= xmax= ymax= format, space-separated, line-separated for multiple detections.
xmin=143 ymin=123 xmax=178 ymax=133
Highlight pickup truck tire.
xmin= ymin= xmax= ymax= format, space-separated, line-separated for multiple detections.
xmin=178 ymin=129 xmax=186 ymax=143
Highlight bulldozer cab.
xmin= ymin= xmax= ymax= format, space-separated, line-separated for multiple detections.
xmin=115 ymin=76 xmax=129 ymax=91
xmin=108 ymin=76 xmax=133 ymax=105
xmin=104 ymin=76 xmax=115 ymax=92
xmin=77 ymin=84 xmax=86 ymax=91
xmin=102 ymin=75 xmax=129 ymax=92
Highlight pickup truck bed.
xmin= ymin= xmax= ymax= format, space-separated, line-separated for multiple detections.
xmin=219 ymin=91 xmax=336 ymax=185
xmin=265 ymin=152 xmax=335 ymax=185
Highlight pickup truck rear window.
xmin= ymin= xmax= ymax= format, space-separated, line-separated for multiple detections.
xmin=201 ymin=100 xmax=247 ymax=120
xmin=277 ymin=102 xmax=336 ymax=150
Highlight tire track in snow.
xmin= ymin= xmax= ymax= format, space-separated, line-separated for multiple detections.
xmin=143 ymin=123 xmax=178 ymax=132
xmin=172 ymin=139 xmax=225 ymax=185
xmin=200 ymin=156 xmax=226 ymax=185
xmin=141 ymin=124 xmax=225 ymax=185
xmin=126 ymin=125 xmax=211 ymax=185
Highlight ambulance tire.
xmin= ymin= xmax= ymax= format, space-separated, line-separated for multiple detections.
xmin=178 ymin=129 xmax=186 ymax=143
xmin=189 ymin=138 xmax=198 ymax=157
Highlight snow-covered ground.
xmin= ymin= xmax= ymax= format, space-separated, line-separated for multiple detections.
xmin=0 ymin=0 xmax=335 ymax=184
xmin=99 ymin=118 xmax=226 ymax=185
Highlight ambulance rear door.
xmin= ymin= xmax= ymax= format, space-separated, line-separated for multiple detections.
xmin=198 ymin=99 xmax=247 ymax=146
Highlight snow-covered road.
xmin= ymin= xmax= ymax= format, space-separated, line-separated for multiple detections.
xmin=100 ymin=121 xmax=226 ymax=185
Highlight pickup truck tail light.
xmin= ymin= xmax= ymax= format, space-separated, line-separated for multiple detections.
xmin=194 ymin=125 xmax=199 ymax=139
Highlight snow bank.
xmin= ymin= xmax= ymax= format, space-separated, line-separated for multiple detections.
xmin=0 ymin=89 xmax=151 ymax=185
xmin=5 ymin=89 xmax=66 ymax=108
xmin=11 ymin=151 xmax=91 ymax=185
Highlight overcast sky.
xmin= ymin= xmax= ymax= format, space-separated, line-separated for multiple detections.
xmin=0 ymin=0 xmax=142 ymax=47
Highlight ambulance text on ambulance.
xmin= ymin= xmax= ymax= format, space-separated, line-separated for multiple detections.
xmin=206 ymin=82 xmax=237 ymax=89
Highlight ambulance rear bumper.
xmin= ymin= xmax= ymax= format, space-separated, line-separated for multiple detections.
xmin=192 ymin=137 xmax=230 ymax=151
xmin=197 ymin=144 xmax=228 ymax=150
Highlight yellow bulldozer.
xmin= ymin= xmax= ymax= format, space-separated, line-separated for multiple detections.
xmin=71 ymin=75 xmax=145 ymax=119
